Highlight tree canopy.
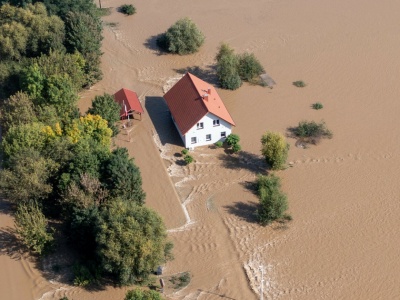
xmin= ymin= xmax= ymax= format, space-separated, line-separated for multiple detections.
xmin=96 ymin=200 xmax=168 ymax=285
xmin=261 ymin=131 xmax=289 ymax=170
xmin=157 ymin=17 xmax=205 ymax=55
xmin=88 ymin=93 xmax=121 ymax=136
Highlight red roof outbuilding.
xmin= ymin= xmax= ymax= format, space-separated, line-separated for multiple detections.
xmin=163 ymin=73 xmax=235 ymax=135
xmin=114 ymin=88 xmax=144 ymax=118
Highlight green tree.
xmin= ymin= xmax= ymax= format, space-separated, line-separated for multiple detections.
xmin=88 ymin=93 xmax=121 ymax=136
xmin=64 ymin=11 xmax=103 ymax=85
xmin=102 ymin=148 xmax=145 ymax=205
xmin=0 ymin=150 xmax=57 ymax=203
xmin=216 ymin=50 xmax=241 ymax=90
xmin=32 ymin=50 xmax=86 ymax=90
xmin=157 ymin=17 xmax=205 ymax=55
xmin=261 ymin=132 xmax=289 ymax=170
xmin=125 ymin=288 xmax=162 ymax=300
xmin=256 ymin=174 xmax=289 ymax=225
xmin=215 ymin=43 xmax=235 ymax=62
xmin=43 ymin=74 xmax=78 ymax=116
xmin=0 ymin=92 xmax=36 ymax=134
xmin=66 ymin=114 xmax=112 ymax=147
xmin=15 ymin=201 xmax=54 ymax=255
xmin=1 ymin=122 xmax=54 ymax=160
xmin=96 ymin=199 xmax=170 ymax=285
xmin=0 ymin=3 xmax=65 ymax=59
xmin=237 ymin=52 xmax=264 ymax=82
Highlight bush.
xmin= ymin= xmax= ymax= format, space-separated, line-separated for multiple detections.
xmin=157 ymin=18 xmax=205 ymax=55
xmin=216 ymin=44 xmax=241 ymax=90
xmin=312 ymin=102 xmax=323 ymax=110
xmin=125 ymin=288 xmax=162 ymax=300
xmin=120 ymin=4 xmax=136 ymax=15
xmin=291 ymin=120 xmax=332 ymax=144
xmin=181 ymin=148 xmax=188 ymax=155
xmin=261 ymin=132 xmax=289 ymax=170
xmin=169 ymin=272 xmax=191 ymax=289
xmin=232 ymin=143 xmax=242 ymax=153
xmin=256 ymin=174 xmax=289 ymax=225
xmin=225 ymin=134 xmax=240 ymax=146
xmin=14 ymin=201 xmax=54 ymax=255
xmin=184 ymin=154 xmax=194 ymax=164
xmin=215 ymin=141 xmax=223 ymax=148
xmin=293 ymin=80 xmax=306 ymax=87
xmin=237 ymin=53 xmax=264 ymax=81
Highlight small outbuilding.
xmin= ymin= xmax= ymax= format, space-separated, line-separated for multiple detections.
xmin=114 ymin=88 xmax=144 ymax=120
xmin=164 ymin=72 xmax=236 ymax=149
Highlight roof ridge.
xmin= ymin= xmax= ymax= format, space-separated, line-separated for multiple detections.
xmin=186 ymin=72 xmax=210 ymax=114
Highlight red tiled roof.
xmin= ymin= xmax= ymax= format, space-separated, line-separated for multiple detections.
xmin=163 ymin=73 xmax=235 ymax=135
xmin=114 ymin=88 xmax=144 ymax=117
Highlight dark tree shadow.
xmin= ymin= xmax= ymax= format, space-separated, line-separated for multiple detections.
xmin=224 ymin=201 xmax=259 ymax=224
xmin=0 ymin=227 xmax=24 ymax=260
xmin=174 ymin=65 xmax=218 ymax=86
xmin=145 ymin=96 xmax=183 ymax=147
xmin=143 ymin=34 xmax=168 ymax=56
xmin=218 ymin=151 xmax=267 ymax=174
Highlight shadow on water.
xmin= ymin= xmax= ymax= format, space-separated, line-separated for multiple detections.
xmin=218 ymin=151 xmax=267 ymax=174
xmin=145 ymin=96 xmax=183 ymax=147
xmin=143 ymin=34 xmax=168 ymax=56
xmin=224 ymin=201 xmax=259 ymax=224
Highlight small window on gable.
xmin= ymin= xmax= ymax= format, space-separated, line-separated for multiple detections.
xmin=191 ymin=137 xmax=197 ymax=144
xmin=197 ymin=122 xmax=204 ymax=129
xmin=221 ymin=131 xmax=226 ymax=138
xmin=206 ymin=134 xmax=211 ymax=141
xmin=213 ymin=119 xmax=220 ymax=126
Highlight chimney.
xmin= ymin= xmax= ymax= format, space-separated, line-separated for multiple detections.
xmin=208 ymin=87 xmax=211 ymax=95
xmin=203 ymin=93 xmax=208 ymax=101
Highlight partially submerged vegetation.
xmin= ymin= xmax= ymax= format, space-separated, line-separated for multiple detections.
xmin=119 ymin=4 xmax=136 ymax=15
xmin=256 ymin=174 xmax=290 ymax=225
xmin=157 ymin=17 xmax=205 ymax=55
xmin=261 ymin=131 xmax=289 ymax=170
xmin=226 ymin=133 xmax=242 ymax=153
xmin=291 ymin=120 xmax=333 ymax=145
xmin=312 ymin=102 xmax=324 ymax=110
xmin=216 ymin=43 xmax=265 ymax=90
xmin=293 ymin=80 xmax=307 ymax=87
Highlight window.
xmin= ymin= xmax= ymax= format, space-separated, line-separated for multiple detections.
xmin=213 ymin=119 xmax=220 ymax=126
xmin=197 ymin=122 xmax=204 ymax=129
xmin=191 ymin=137 xmax=197 ymax=144
xmin=206 ymin=134 xmax=211 ymax=141
xmin=221 ymin=132 xmax=226 ymax=138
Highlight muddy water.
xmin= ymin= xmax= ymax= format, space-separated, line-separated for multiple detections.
xmin=2 ymin=0 xmax=400 ymax=299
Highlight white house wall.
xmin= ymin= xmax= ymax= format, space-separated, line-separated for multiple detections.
xmin=183 ymin=113 xmax=232 ymax=148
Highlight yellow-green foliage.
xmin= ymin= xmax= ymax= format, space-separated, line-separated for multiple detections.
xmin=66 ymin=114 xmax=112 ymax=146
xmin=15 ymin=201 xmax=54 ymax=255
xmin=261 ymin=131 xmax=289 ymax=170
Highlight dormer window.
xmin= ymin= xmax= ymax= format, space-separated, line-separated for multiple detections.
xmin=197 ymin=122 xmax=204 ymax=129
xmin=213 ymin=119 xmax=220 ymax=126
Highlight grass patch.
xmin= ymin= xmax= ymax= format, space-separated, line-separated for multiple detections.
xmin=215 ymin=141 xmax=223 ymax=148
xmin=312 ymin=102 xmax=323 ymax=110
xmin=97 ymin=7 xmax=111 ymax=17
xmin=181 ymin=149 xmax=188 ymax=155
xmin=293 ymin=80 xmax=306 ymax=87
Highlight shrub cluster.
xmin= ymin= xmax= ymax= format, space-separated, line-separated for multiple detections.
xmin=256 ymin=174 xmax=290 ymax=225
xmin=216 ymin=43 xmax=265 ymax=90
xmin=157 ymin=18 xmax=205 ymax=55
xmin=293 ymin=80 xmax=306 ymax=87
xmin=261 ymin=132 xmax=289 ymax=170
xmin=119 ymin=4 xmax=136 ymax=15
xmin=226 ymin=134 xmax=242 ymax=153
xmin=291 ymin=120 xmax=332 ymax=145
xmin=312 ymin=102 xmax=323 ymax=110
